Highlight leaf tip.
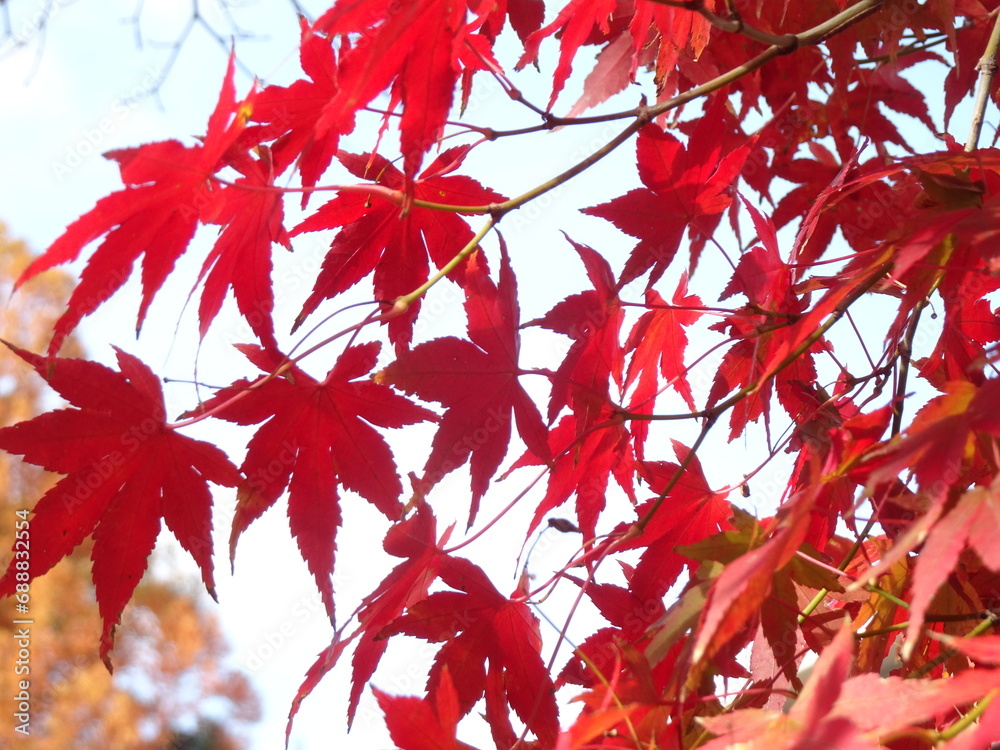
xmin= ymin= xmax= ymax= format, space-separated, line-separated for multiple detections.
xmin=100 ymin=626 xmax=117 ymax=674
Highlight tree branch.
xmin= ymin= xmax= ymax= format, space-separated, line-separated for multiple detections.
xmin=965 ymin=10 xmax=1000 ymax=152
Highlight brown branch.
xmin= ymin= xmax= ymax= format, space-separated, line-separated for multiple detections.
xmin=965 ymin=11 xmax=1000 ymax=151
xmin=705 ymin=1 xmax=798 ymax=49
xmin=472 ymin=0 xmax=887 ymax=139
xmin=483 ymin=0 xmax=889 ymax=216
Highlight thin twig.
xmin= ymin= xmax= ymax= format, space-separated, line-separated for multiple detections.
xmin=855 ymin=32 xmax=948 ymax=65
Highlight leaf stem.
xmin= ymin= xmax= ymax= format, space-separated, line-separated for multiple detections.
xmin=793 ymin=549 xmax=858 ymax=581
xmin=442 ymin=466 xmax=549 ymax=556
xmin=866 ymin=584 xmax=910 ymax=611
xmin=854 ymin=32 xmax=948 ymax=65
xmin=856 ymin=622 xmax=907 ymax=638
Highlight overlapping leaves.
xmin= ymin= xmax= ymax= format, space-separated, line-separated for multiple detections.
xmin=6 ymin=2 xmax=1000 ymax=749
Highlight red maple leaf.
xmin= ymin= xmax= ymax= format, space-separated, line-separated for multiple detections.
xmin=708 ymin=201 xmax=830 ymax=440
xmin=555 ymin=577 xmax=668 ymax=692
xmin=771 ymin=147 xmax=906 ymax=269
xmin=917 ymin=293 xmax=1000 ymax=388
xmin=583 ymin=118 xmax=749 ymax=287
xmin=380 ymin=558 xmax=559 ymax=747
xmin=611 ymin=443 xmax=733 ymax=604
xmin=565 ymin=33 xmax=636 ymax=118
xmin=292 ymin=147 xmax=506 ymax=350
xmin=543 ymin=1 xmax=714 ymax=117
xmin=201 ymin=341 xmax=437 ymax=619
xmin=864 ymin=379 xmax=1000 ymax=502
xmin=686 ymin=485 xmax=816 ymax=683
xmin=196 ymin=145 xmax=291 ymax=345
xmin=18 ymin=56 xmax=253 ymax=354
xmin=516 ymin=0 xmax=618 ymax=109
xmin=824 ymin=669 xmax=1000 ymax=740
xmin=246 ymin=21 xmax=341 ymax=206
xmin=825 ymin=59 xmax=938 ymax=154
xmin=529 ymin=236 xmax=624 ymax=428
xmin=630 ymin=2 xmax=712 ymax=94
xmin=508 ymin=409 xmax=635 ymax=543
xmin=313 ymin=0 xmax=483 ymax=180
xmin=477 ymin=0 xmax=545 ymax=44
xmin=287 ymin=504 xmax=451 ymax=736
xmin=624 ymin=276 xmax=702 ymax=457
xmin=905 ymin=480 xmax=1000 ymax=662
xmin=377 ymin=243 xmax=549 ymax=523
xmin=944 ymin=10 xmax=999 ymax=129
xmin=697 ymin=619 xmax=863 ymax=750
xmin=374 ymin=666 xmax=476 ymax=750
xmin=568 ymin=575 xmax=666 ymax=636
xmin=0 ymin=344 xmax=241 ymax=666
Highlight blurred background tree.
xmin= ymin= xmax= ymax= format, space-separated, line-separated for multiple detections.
xmin=0 ymin=224 xmax=260 ymax=748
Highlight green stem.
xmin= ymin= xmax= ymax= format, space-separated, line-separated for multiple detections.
xmin=866 ymin=585 xmax=910 ymax=611
xmin=799 ymin=511 xmax=884 ymax=623
xmin=909 ymin=616 xmax=998 ymax=679
xmin=390 ymin=218 xmax=496 ymax=312
xmin=857 ymin=622 xmax=907 ymax=638
xmin=937 ymin=690 xmax=998 ymax=742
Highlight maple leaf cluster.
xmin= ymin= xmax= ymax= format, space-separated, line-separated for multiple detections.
xmin=6 ymin=1 xmax=1000 ymax=747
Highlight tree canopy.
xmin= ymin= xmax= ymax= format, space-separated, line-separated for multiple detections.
xmin=5 ymin=1 xmax=1000 ymax=748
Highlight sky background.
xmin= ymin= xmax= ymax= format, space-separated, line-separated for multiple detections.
xmin=0 ymin=2 xmax=986 ymax=748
